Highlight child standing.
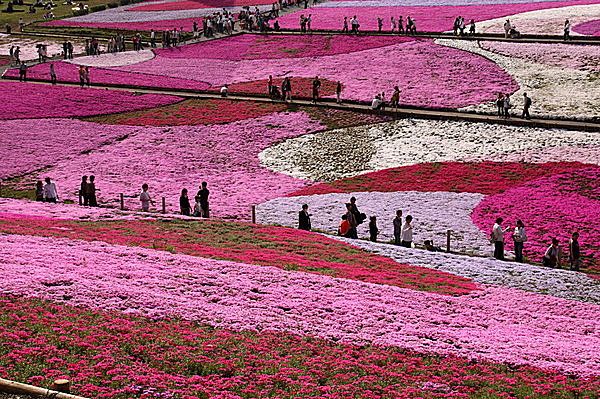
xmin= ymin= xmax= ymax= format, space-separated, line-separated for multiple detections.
xmin=369 ymin=216 xmax=379 ymax=242
xmin=140 ymin=183 xmax=152 ymax=211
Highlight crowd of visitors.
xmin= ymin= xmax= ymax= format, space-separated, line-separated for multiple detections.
xmin=297 ymin=197 xmax=584 ymax=270
xmin=496 ymin=92 xmax=533 ymax=120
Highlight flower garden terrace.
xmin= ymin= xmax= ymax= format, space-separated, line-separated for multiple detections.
xmin=1 ymin=7 xmax=600 ymax=398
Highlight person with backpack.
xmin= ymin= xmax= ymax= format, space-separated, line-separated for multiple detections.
xmin=490 ymin=217 xmax=510 ymax=260
xmin=512 ymin=219 xmax=527 ymax=262
xmin=543 ymin=238 xmax=561 ymax=268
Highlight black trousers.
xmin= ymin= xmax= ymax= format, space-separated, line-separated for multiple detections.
xmin=514 ymin=241 xmax=523 ymax=262
xmin=494 ymin=241 xmax=504 ymax=260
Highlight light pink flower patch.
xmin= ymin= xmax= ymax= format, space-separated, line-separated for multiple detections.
xmin=1 ymin=233 xmax=600 ymax=376
xmin=0 ymin=81 xmax=181 ymax=122
xmin=3 ymin=61 xmax=210 ymax=90
xmin=115 ymin=37 xmax=518 ymax=107
xmin=128 ymin=0 xmax=276 ymax=12
xmin=19 ymin=112 xmax=324 ymax=218
xmin=479 ymin=41 xmax=600 ymax=72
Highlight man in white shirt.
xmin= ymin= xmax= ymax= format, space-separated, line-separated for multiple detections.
xmin=491 ymin=217 xmax=510 ymax=260
xmin=371 ymin=94 xmax=382 ymax=110
xmin=400 ymin=215 xmax=413 ymax=248
xmin=43 ymin=177 xmax=58 ymax=203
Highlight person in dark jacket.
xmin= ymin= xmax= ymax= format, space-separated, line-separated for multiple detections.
xmin=79 ymin=175 xmax=88 ymax=206
xmin=298 ymin=204 xmax=311 ymax=231
xmin=393 ymin=209 xmax=403 ymax=245
xmin=180 ymin=188 xmax=191 ymax=216
xmin=369 ymin=216 xmax=379 ymax=242
xmin=87 ymin=175 xmax=98 ymax=207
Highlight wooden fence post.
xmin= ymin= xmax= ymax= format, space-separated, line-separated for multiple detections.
xmin=161 ymin=197 xmax=166 ymax=214
xmin=119 ymin=193 xmax=124 ymax=210
xmin=251 ymin=205 xmax=256 ymax=224
xmin=0 ymin=180 xmax=2 ymax=197
xmin=446 ymin=230 xmax=451 ymax=253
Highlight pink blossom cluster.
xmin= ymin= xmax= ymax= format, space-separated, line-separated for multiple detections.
xmin=1 ymin=233 xmax=600 ymax=376
xmin=16 ymin=112 xmax=323 ymax=218
xmin=155 ymin=33 xmax=414 ymax=60
xmin=42 ymin=18 xmax=202 ymax=32
xmin=0 ymin=81 xmax=181 ymax=121
xmin=3 ymin=61 xmax=209 ymax=90
xmin=3 ymin=295 xmax=599 ymax=399
xmin=574 ymin=19 xmax=600 ymax=36
xmin=276 ymin=0 xmax=599 ymax=31
xmin=479 ymin=41 xmax=600 ymax=72
xmin=472 ymin=166 xmax=600 ymax=271
xmin=115 ymin=36 xmax=518 ymax=106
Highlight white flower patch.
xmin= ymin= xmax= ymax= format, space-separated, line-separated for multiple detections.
xmin=259 ymin=119 xmax=600 ymax=182
xmin=257 ymin=191 xmax=492 ymax=255
xmin=65 ymin=49 xmax=155 ymax=67
xmin=0 ymin=34 xmax=86 ymax=61
xmin=61 ymin=0 xmax=272 ymax=24
xmin=475 ymin=4 xmax=600 ymax=36
xmin=334 ymin=236 xmax=600 ymax=305
xmin=436 ymin=38 xmax=600 ymax=119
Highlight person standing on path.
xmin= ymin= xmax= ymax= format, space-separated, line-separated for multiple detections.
xmin=342 ymin=17 xmax=348 ymax=33
xmin=298 ymin=204 xmax=311 ymax=231
xmin=35 ymin=181 xmax=44 ymax=202
xmin=49 ymin=63 xmax=57 ymax=85
xmin=569 ymin=232 xmax=581 ymax=271
xmin=377 ymin=17 xmax=383 ymax=32
xmin=543 ymin=238 xmax=561 ymax=268
xmin=335 ymin=81 xmax=342 ymax=104
xmin=393 ymin=210 xmax=403 ymax=245
xmin=512 ymin=219 xmax=527 ymax=263
xmin=79 ymin=175 xmax=88 ymax=206
xmin=369 ymin=216 xmax=379 ymax=242
xmin=140 ymin=183 xmax=152 ymax=211
xmin=469 ymin=19 xmax=476 ymax=35
xmin=522 ymin=92 xmax=532 ymax=119
xmin=180 ymin=188 xmax=191 ymax=216
xmin=491 ymin=217 xmax=510 ymax=260
xmin=18 ymin=62 xmax=28 ymax=82
xmin=197 ymin=181 xmax=210 ymax=218
xmin=400 ymin=215 xmax=413 ymax=248
xmin=345 ymin=203 xmax=358 ymax=239
xmin=503 ymin=93 xmax=511 ymax=118
xmin=43 ymin=177 xmax=58 ymax=203
xmin=312 ymin=76 xmax=321 ymax=103
xmin=78 ymin=65 xmax=86 ymax=88
xmin=87 ymin=175 xmax=98 ymax=207
xmin=503 ymin=19 xmax=511 ymax=38
xmin=390 ymin=86 xmax=400 ymax=108
xmin=390 ymin=16 xmax=396 ymax=32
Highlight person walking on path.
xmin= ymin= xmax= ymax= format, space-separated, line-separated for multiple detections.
xmin=496 ymin=93 xmax=504 ymax=116
xmin=43 ymin=177 xmax=58 ymax=203
xmin=393 ymin=210 xmax=403 ymax=245
xmin=180 ymin=188 xmax=191 ymax=216
xmin=342 ymin=16 xmax=348 ymax=33
xmin=78 ymin=65 xmax=86 ymax=88
xmin=87 ymin=175 xmax=98 ymax=207
xmin=522 ymin=92 xmax=532 ymax=120
xmin=563 ymin=19 xmax=571 ymax=41
xmin=18 ymin=62 xmax=28 ymax=82
xmin=79 ymin=175 xmax=88 ymax=206
xmin=377 ymin=17 xmax=383 ymax=32
xmin=543 ymin=238 xmax=561 ymax=268
xmin=569 ymin=232 xmax=581 ymax=271
xmin=312 ymin=76 xmax=321 ymax=103
xmin=345 ymin=203 xmax=358 ymax=239
xmin=369 ymin=216 xmax=379 ymax=242
xmin=196 ymin=181 xmax=210 ymax=218
xmin=469 ymin=19 xmax=476 ymax=35
xmin=298 ymin=203 xmax=311 ymax=231
xmin=491 ymin=217 xmax=510 ymax=260
xmin=398 ymin=16 xmax=404 ymax=33
xmin=503 ymin=19 xmax=511 ymax=39
xmin=512 ymin=219 xmax=527 ymax=263
xmin=351 ymin=16 xmax=359 ymax=34
xmin=140 ymin=183 xmax=152 ymax=211
xmin=390 ymin=16 xmax=396 ymax=32
xmin=35 ymin=181 xmax=44 ymax=202
xmin=335 ymin=81 xmax=342 ymax=104
xmin=400 ymin=215 xmax=413 ymax=248
xmin=283 ymin=77 xmax=292 ymax=102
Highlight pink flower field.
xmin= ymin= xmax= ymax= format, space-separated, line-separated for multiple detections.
xmin=0 ymin=81 xmax=182 ymax=120
xmin=277 ymin=0 xmax=599 ymax=31
xmin=1 ymin=11 xmax=600 ymax=398
xmin=111 ymin=35 xmax=518 ymax=107
xmin=574 ymin=19 xmax=600 ymax=36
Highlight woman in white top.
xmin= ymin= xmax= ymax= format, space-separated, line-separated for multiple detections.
xmin=543 ymin=238 xmax=561 ymax=268
xmin=491 ymin=217 xmax=510 ymax=260
xmin=43 ymin=177 xmax=58 ymax=203
xmin=400 ymin=215 xmax=413 ymax=248
xmin=512 ymin=219 xmax=527 ymax=263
